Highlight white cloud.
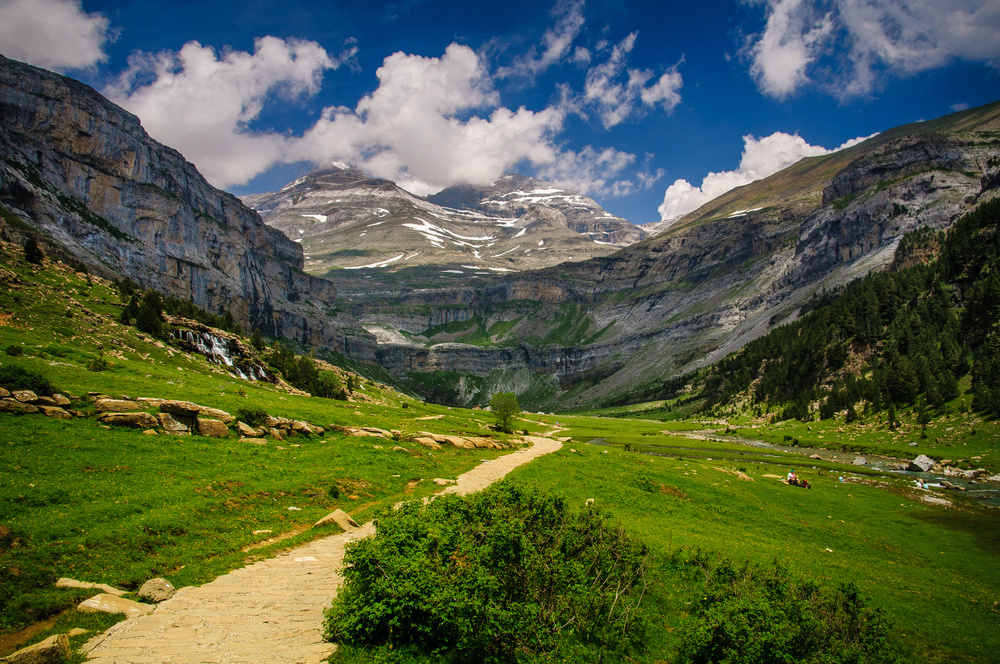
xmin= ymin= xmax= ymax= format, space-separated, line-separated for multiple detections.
xmin=106 ymin=37 xmax=354 ymax=188
xmin=746 ymin=0 xmax=1000 ymax=99
xmin=657 ymin=131 xmax=873 ymax=222
xmin=584 ymin=33 xmax=682 ymax=128
xmin=536 ymin=146 xmax=636 ymax=196
xmin=293 ymin=44 xmax=566 ymax=195
xmin=0 ymin=0 xmax=109 ymax=71
xmin=497 ymin=0 xmax=586 ymax=80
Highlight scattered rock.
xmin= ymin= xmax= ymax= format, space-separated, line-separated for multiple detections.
xmin=66 ymin=628 xmax=88 ymax=637
xmin=37 ymin=405 xmax=71 ymax=419
xmin=78 ymin=594 xmax=154 ymax=618
xmin=240 ymin=438 xmax=267 ymax=445
xmin=55 ymin=578 xmax=124 ymax=596
xmin=0 ymin=388 xmax=9 ymax=398
xmin=137 ymin=578 xmax=176 ymax=603
xmin=199 ymin=406 xmax=234 ymax=423
xmin=907 ymin=455 xmax=935 ymax=472
xmin=236 ymin=421 xmax=258 ymax=437
xmin=432 ymin=478 xmax=456 ymax=486
xmin=291 ymin=420 xmax=313 ymax=436
xmin=97 ymin=412 xmax=159 ymax=429
xmin=252 ymin=530 xmax=272 ymax=535
xmin=51 ymin=394 xmax=71 ymax=406
xmin=585 ymin=498 xmax=595 ymax=507
xmin=156 ymin=413 xmax=190 ymax=435
xmin=142 ymin=429 xmax=158 ymax=435
xmin=415 ymin=414 xmax=445 ymax=420
xmin=414 ymin=437 xmax=442 ymax=450
xmin=12 ymin=390 xmax=38 ymax=403
xmin=94 ymin=399 xmax=143 ymax=413
xmin=361 ymin=426 xmax=392 ymax=437
xmin=0 ymin=633 xmax=68 ymax=664
xmin=0 ymin=399 xmax=39 ymax=414
xmin=287 ymin=506 xmax=301 ymax=511
xmin=196 ymin=419 xmax=229 ymax=438
xmin=809 ymin=454 xmax=823 ymax=460
xmin=269 ymin=427 xmax=285 ymax=441
xmin=852 ymin=457 xmax=867 ymax=466
xmin=315 ymin=509 xmax=360 ymax=529
xmin=909 ymin=442 xmax=919 ymax=447
xmin=159 ymin=400 xmax=201 ymax=417
xmin=391 ymin=446 xmax=408 ymax=452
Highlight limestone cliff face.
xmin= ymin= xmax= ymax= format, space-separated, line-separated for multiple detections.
xmin=0 ymin=55 xmax=375 ymax=359
xmin=363 ymin=103 xmax=1000 ymax=408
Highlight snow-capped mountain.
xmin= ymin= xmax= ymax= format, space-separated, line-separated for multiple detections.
xmin=241 ymin=166 xmax=645 ymax=277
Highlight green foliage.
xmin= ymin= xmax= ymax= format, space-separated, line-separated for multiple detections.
xmin=678 ymin=561 xmax=900 ymax=664
xmin=325 ymin=483 xmax=650 ymax=664
xmin=120 ymin=289 xmax=165 ymax=338
xmin=0 ymin=364 xmax=55 ymax=396
xmin=250 ymin=328 xmax=265 ymax=351
xmin=87 ymin=352 xmax=110 ymax=372
xmin=23 ymin=238 xmax=43 ymax=265
xmin=235 ymin=406 xmax=269 ymax=427
xmin=692 ymin=198 xmax=1000 ymax=420
xmin=489 ymin=392 xmax=520 ymax=433
xmin=5 ymin=344 xmax=23 ymax=357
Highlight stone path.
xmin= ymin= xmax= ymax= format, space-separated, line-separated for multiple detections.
xmin=82 ymin=436 xmax=562 ymax=664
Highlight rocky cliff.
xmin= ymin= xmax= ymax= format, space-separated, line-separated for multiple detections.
xmin=357 ymin=102 xmax=1000 ymax=409
xmin=0 ymin=55 xmax=376 ymax=360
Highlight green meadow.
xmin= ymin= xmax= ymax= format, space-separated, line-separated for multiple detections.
xmin=1 ymin=248 xmax=998 ymax=663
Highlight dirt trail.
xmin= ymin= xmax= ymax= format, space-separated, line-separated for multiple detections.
xmin=82 ymin=436 xmax=562 ymax=664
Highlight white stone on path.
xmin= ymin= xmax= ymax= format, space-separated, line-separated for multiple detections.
xmin=82 ymin=436 xmax=562 ymax=664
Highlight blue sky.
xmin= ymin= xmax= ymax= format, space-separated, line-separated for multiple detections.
xmin=1 ymin=0 xmax=998 ymax=224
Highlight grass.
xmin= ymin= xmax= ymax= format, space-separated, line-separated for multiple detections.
xmin=1 ymin=245 xmax=998 ymax=663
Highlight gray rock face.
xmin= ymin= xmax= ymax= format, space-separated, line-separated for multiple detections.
xmin=908 ymin=455 xmax=936 ymax=472
xmin=0 ymin=54 xmax=375 ymax=360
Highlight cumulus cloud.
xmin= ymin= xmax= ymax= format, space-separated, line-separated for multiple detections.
xmin=106 ymin=37 xmax=354 ymax=188
xmin=293 ymin=44 xmax=566 ymax=195
xmin=535 ymin=146 xmax=635 ymax=196
xmin=497 ymin=0 xmax=586 ymax=80
xmin=584 ymin=33 xmax=682 ymax=128
xmin=746 ymin=0 xmax=1000 ymax=99
xmin=657 ymin=131 xmax=873 ymax=222
xmin=0 ymin=0 xmax=110 ymax=71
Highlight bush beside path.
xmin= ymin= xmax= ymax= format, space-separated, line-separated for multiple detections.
xmin=79 ymin=436 xmax=562 ymax=664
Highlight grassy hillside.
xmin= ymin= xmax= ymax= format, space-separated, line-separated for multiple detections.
xmin=1 ymin=225 xmax=998 ymax=663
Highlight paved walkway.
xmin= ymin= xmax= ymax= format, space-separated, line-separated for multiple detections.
xmin=82 ymin=436 xmax=562 ymax=664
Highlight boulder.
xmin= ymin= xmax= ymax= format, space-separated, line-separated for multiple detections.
xmin=443 ymin=436 xmax=470 ymax=449
xmin=291 ymin=420 xmax=313 ymax=436
xmin=414 ymin=437 xmax=442 ymax=451
xmin=315 ymin=509 xmax=360 ymax=529
xmin=269 ymin=427 xmax=285 ymax=441
xmin=35 ymin=396 xmax=58 ymax=406
xmin=137 ymin=578 xmax=176 ymax=603
xmin=240 ymin=437 xmax=267 ymax=445
xmin=94 ymin=398 xmax=144 ymax=413
xmin=160 ymin=400 xmax=201 ymax=417
xmin=55 ymin=578 xmax=124 ymax=596
xmin=156 ymin=413 xmax=190 ymax=435
xmin=0 ymin=400 xmax=39 ymax=414
xmin=0 ymin=633 xmax=68 ymax=664
xmin=199 ymin=406 xmax=234 ymax=423
xmin=0 ymin=387 xmax=9 ymax=398
xmin=236 ymin=421 xmax=258 ymax=437
xmin=38 ymin=406 xmax=72 ymax=419
xmin=907 ymin=455 xmax=935 ymax=472
xmin=77 ymin=594 xmax=154 ymax=618
xmin=852 ymin=457 xmax=867 ymax=466
xmin=196 ymin=419 xmax=229 ymax=438
xmin=361 ymin=426 xmax=392 ymax=437
xmin=12 ymin=390 xmax=38 ymax=403
xmin=808 ymin=454 xmax=823 ymax=460
xmin=97 ymin=412 xmax=159 ymax=429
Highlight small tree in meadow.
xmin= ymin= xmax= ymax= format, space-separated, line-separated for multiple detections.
xmin=489 ymin=391 xmax=520 ymax=433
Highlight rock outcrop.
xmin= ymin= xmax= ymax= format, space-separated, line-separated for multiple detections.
xmin=0 ymin=55 xmax=375 ymax=359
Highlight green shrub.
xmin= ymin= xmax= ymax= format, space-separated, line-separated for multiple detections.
xmin=489 ymin=392 xmax=520 ymax=433
xmin=235 ymin=406 xmax=269 ymax=427
xmin=325 ymin=482 xmax=650 ymax=664
xmin=5 ymin=344 xmax=23 ymax=357
xmin=23 ymin=237 xmax=43 ymax=264
xmin=87 ymin=352 xmax=110 ymax=372
xmin=678 ymin=560 xmax=900 ymax=664
xmin=0 ymin=364 xmax=55 ymax=396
